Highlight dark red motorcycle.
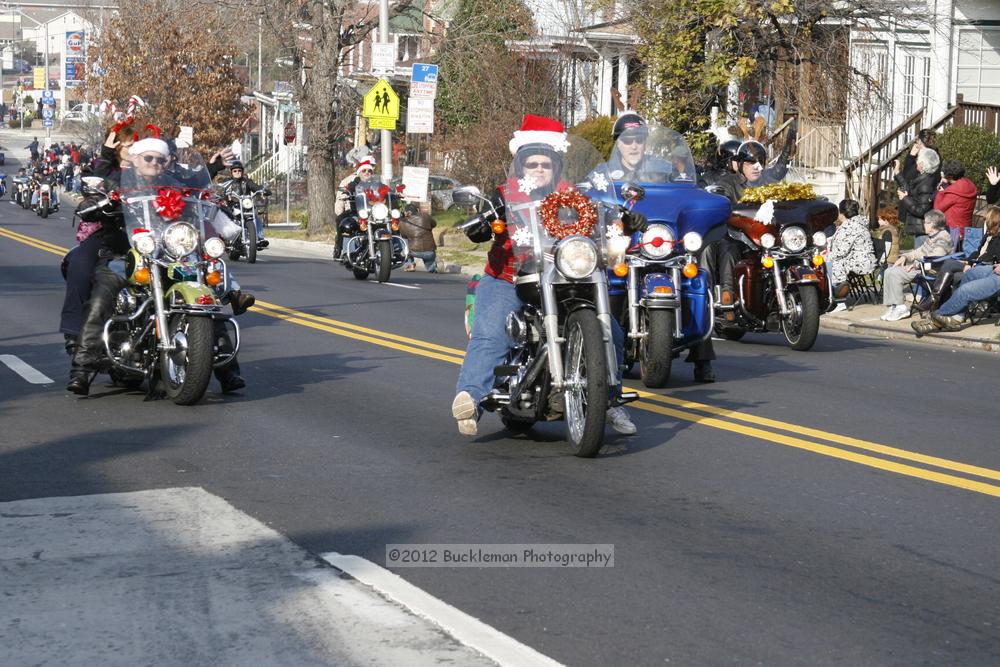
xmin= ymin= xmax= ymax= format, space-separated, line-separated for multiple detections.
xmin=714 ymin=198 xmax=838 ymax=350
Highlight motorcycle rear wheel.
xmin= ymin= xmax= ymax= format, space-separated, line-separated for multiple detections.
xmin=563 ymin=309 xmax=608 ymax=458
xmin=640 ymin=309 xmax=674 ymax=388
xmin=376 ymin=239 xmax=392 ymax=283
xmin=781 ymin=285 xmax=820 ymax=351
xmin=159 ymin=314 xmax=214 ymax=405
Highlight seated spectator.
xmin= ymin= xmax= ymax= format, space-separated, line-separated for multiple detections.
xmin=934 ymin=159 xmax=977 ymax=248
xmin=879 ymin=209 xmax=952 ymax=321
xmin=987 ymin=166 xmax=999 ymax=206
xmin=913 ymin=246 xmax=1000 ymax=335
xmin=914 ymin=205 xmax=1000 ymax=314
xmin=827 ymin=199 xmax=877 ymax=311
xmin=400 ymin=203 xmax=438 ymax=273
xmin=874 ymin=207 xmax=901 ymax=265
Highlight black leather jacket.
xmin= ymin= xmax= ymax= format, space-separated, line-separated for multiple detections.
xmin=894 ymin=170 xmax=940 ymax=235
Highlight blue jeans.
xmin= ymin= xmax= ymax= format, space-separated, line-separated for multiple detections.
xmin=408 ymin=250 xmax=437 ymax=272
xmin=936 ymin=264 xmax=1000 ymax=316
xmin=456 ymin=274 xmax=625 ymax=413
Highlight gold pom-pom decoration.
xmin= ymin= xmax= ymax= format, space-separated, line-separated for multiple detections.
xmin=739 ymin=182 xmax=817 ymax=204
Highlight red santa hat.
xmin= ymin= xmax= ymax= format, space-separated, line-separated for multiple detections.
xmin=508 ymin=114 xmax=570 ymax=156
xmin=356 ymin=158 xmax=376 ymax=175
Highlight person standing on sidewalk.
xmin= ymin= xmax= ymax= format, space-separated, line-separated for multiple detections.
xmin=934 ymin=159 xmax=978 ymax=248
xmin=400 ymin=203 xmax=437 ymax=273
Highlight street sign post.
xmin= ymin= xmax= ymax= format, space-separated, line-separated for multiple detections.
xmin=42 ymin=119 xmax=53 ymax=128
xmin=362 ymin=79 xmax=400 ymax=131
xmin=371 ymin=42 xmax=397 ymax=76
xmin=406 ymin=97 xmax=434 ymax=134
xmin=409 ymin=63 xmax=438 ymax=99
xmin=41 ymin=107 xmax=53 ymax=120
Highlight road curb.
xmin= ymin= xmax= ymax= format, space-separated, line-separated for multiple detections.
xmin=821 ymin=315 xmax=1000 ymax=353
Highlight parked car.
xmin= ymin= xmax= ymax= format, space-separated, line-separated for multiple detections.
xmin=61 ymin=104 xmax=92 ymax=124
xmin=390 ymin=174 xmax=461 ymax=211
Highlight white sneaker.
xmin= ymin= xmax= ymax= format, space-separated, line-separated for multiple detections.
xmin=606 ymin=406 xmax=637 ymax=435
xmin=452 ymin=391 xmax=478 ymax=436
xmin=883 ymin=304 xmax=911 ymax=322
xmin=879 ymin=307 xmax=894 ymax=320
xmin=830 ymin=302 xmax=848 ymax=314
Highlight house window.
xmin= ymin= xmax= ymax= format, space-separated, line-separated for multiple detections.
xmin=902 ymin=51 xmax=930 ymax=115
xmin=397 ymin=34 xmax=420 ymax=62
xmin=957 ymin=28 xmax=1000 ymax=105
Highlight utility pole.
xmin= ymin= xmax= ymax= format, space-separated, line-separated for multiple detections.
xmin=379 ymin=0 xmax=391 ymax=182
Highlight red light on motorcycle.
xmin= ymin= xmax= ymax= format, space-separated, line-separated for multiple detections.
xmin=206 ymin=271 xmax=222 ymax=287
xmin=812 ymin=255 xmax=824 ymax=267
xmin=391 ymin=221 xmax=400 ymax=231
xmin=682 ymin=262 xmax=698 ymax=278
xmin=196 ymin=294 xmax=214 ymax=305
xmin=359 ymin=220 xmax=368 ymax=231
xmin=109 ymin=191 xmax=121 ymax=202
xmin=762 ymin=256 xmax=775 ymax=269
xmin=133 ymin=267 xmax=150 ymax=284
xmin=802 ymin=273 xmax=818 ymax=281
xmin=492 ymin=221 xmax=506 ymax=235
xmin=613 ymin=262 xmax=629 ymax=277
xmin=653 ymin=286 xmax=673 ymax=295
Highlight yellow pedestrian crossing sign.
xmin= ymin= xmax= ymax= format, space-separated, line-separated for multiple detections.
xmin=363 ymin=79 xmax=400 ymax=130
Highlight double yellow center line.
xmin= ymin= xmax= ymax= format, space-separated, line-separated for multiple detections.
xmin=5 ymin=225 xmax=1000 ymax=498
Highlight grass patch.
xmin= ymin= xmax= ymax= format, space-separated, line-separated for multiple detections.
xmin=435 ymin=207 xmax=469 ymax=228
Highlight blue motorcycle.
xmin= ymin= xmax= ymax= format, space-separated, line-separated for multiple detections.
xmin=587 ymin=126 xmax=731 ymax=386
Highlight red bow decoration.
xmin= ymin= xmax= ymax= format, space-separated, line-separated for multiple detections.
xmin=364 ymin=185 xmax=392 ymax=203
xmin=154 ymin=188 xmax=185 ymax=220
xmin=379 ymin=184 xmax=390 ymax=201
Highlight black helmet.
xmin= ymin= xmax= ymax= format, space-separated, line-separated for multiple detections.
xmin=716 ymin=139 xmax=742 ymax=171
xmin=735 ymin=141 xmax=767 ymax=166
xmin=230 ymin=161 xmax=244 ymax=171
xmin=612 ymin=113 xmax=647 ymax=142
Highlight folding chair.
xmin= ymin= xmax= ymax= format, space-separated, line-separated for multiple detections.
xmin=909 ymin=227 xmax=985 ymax=314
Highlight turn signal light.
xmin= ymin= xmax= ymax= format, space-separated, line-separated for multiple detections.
xmin=682 ymin=262 xmax=698 ymax=278
xmin=206 ymin=271 xmax=222 ymax=287
xmin=359 ymin=220 xmax=368 ymax=231
xmin=762 ymin=256 xmax=775 ymax=269
xmin=812 ymin=255 xmax=824 ymax=267
xmin=492 ymin=221 xmax=506 ymax=235
xmin=391 ymin=221 xmax=400 ymax=231
xmin=613 ymin=262 xmax=629 ymax=277
xmin=133 ymin=267 xmax=150 ymax=284
xmin=653 ymin=286 xmax=673 ymax=295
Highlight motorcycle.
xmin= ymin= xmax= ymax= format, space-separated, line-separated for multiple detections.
xmin=223 ymin=188 xmax=268 ymax=264
xmin=338 ymin=182 xmax=409 ymax=282
xmin=452 ymin=136 xmax=636 ymax=457
xmin=0 ymin=173 xmax=6 ymax=200
xmin=711 ymin=194 xmax=837 ymax=350
xmin=34 ymin=173 xmax=58 ymax=218
xmin=90 ymin=149 xmax=240 ymax=404
xmin=12 ymin=174 xmax=30 ymax=208
xmin=586 ymin=125 xmax=730 ymax=387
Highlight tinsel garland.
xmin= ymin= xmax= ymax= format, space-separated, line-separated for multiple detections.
xmin=540 ymin=189 xmax=597 ymax=239
xmin=739 ymin=182 xmax=817 ymax=204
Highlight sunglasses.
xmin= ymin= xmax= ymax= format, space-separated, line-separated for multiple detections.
xmin=618 ymin=136 xmax=646 ymax=146
xmin=141 ymin=155 xmax=168 ymax=165
xmin=360 ymin=169 xmax=374 ymax=174
xmin=524 ymin=161 xmax=553 ymax=170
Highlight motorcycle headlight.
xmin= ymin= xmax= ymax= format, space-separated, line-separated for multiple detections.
xmin=133 ymin=232 xmax=156 ymax=255
xmin=241 ymin=197 xmax=255 ymax=210
xmin=683 ymin=231 xmax=703 ymax=253
xmin=391 ymin=208 xmax=401 ymax=219
xmin=760 ymin=232 xmax=776 ymax=249
xmin=812 ymin=231 xmax=828 ymax=248
xmin=781 ymin=226 xmax=808 ymax=252
xmin=640 ymin=224 xmax=674 ymax=259
xmin=204 ymin=236 xmax=226 ymax=259
xmin=372 ymin=202 xmax=389 ymax=220
xmin=163 ymin=222 xmax=199 ymax=258
xmin=358 ymin=209 xmax=369 ymax=219
xmin=555 ymin=236 xmax=598 ymax=280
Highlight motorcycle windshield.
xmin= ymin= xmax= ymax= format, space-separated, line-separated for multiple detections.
xmin=504 ymin=135 xmax=613 ymax=274
xmin=606 ymin=124 xmax=696 ymax=185
xmin=120 ymin=147 xmax=217 ymax=252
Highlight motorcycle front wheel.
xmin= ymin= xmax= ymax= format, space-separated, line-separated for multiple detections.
xmin=640 ymin=308 xmax=674 ymax=388
xmin=562 ymin=309 xmax=608 ymax=458
xmin=246 ymin=221 xmax=258 ymax=264
xmin=39 ymin=202 xmax=48 ymax=218
xmin=781 ymin=284 xmax=820 ymax=351
xmin=159 ymin=313 xmax=214 ymax=405
xmin=376 ymin=239 xmax=392 ymax=283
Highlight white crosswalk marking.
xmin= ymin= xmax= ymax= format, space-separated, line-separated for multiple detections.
xmin=0 ymin=354 xmax=53 ymax=384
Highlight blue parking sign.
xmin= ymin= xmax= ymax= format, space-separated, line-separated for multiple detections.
xmin=41 ymin=89 xmax=54 ymax=103
xmin=43 ymin=119 xmax=54 ymax=128
xmin=411 ymin=64 xmax=438 ymax=84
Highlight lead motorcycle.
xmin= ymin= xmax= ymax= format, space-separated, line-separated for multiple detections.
xmin=338 ymin=182 xmax=409 ymax=282
xmin=88 ymin=149 xmax=240 ymax=404
xmin=586 ymin=125 xmax=729 ymax=387
xmin=453 ymin=136 xmax=635 ymax=457
xmin=710 ymin=188 xmax=837 ymax=350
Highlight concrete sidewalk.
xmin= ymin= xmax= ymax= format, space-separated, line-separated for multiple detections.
xmin=822 ymin=300 xmax=1000 ymax=353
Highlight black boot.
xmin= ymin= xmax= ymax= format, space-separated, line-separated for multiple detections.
xmin=64 ymin=333 xmax=79 ymax=356
xmin=67 ymin=267 xmax=125 ymax=396
xmin=693 ymin=360 xmax=716 ymax=383
xmin=66 ymin=358 xmax=93 ymax=395
xmin=226 ymin=290 xmax=255 ymax=316
xmin=213 ymin=322 xmax=245 ymax=393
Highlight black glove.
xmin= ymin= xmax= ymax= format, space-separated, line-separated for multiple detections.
xmin=621 ymin=209 xmax=648 ymax=234
xmin=464 ymin=214 xmax=495 ymax=243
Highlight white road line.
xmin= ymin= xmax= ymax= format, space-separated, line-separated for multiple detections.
xmin=368 ymin=280 xmax=421 ymax=290
xmin=0 ymin=355 xmax=54 ymax=384
xmin=322 ymin=552 xmax=564 ymax=667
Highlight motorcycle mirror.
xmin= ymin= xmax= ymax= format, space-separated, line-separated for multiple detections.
xmin=705 ymin=185 xmax=725 ymax=196
xmin=622 ymin=182 xmax=645 ymax=204
xmin=452 ymin=185 xmax=483 ymax=205
xmin=82 ymin=176 xmax=104 ymax=189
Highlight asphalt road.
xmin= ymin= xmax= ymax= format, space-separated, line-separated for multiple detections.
xmin=2 ymin=176 xmax=999 ymax=665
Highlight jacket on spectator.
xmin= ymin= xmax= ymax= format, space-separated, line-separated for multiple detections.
xmin=873 ymin=223 xmax=900 ymax=264
xmin=987 ymin=180 xmax=999 ymax=206
xmin=967 ymin=232 xmax=1000 ymax=265
xmin=894 ymin=170 xmax=940 ymax=235
xmin=828 ymin=215 xmax=878 ymax=284
xmin=934 ymin=177 xmax=977 ymax=233
xmin=899 ymin=229 xmax=953 ymax=267
xmin=399 ymin=211 xmax=437 ymax=253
